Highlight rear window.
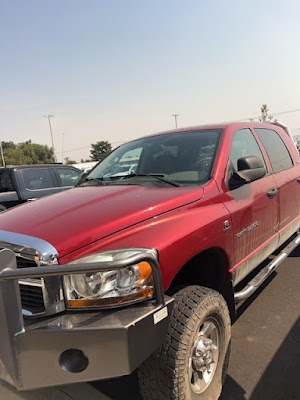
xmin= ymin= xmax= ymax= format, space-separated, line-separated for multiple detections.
xmin=22 ymin=169 xmax=56 ymax=190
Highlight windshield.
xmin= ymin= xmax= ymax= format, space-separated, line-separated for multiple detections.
xmin=84 ymin=129 xmax=222 ymax=187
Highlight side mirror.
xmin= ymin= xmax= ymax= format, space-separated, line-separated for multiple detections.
xmin=228 ymin=172 xmax=250 ymax=190
xmin=229 ymin=156 xmax=266 ymax=190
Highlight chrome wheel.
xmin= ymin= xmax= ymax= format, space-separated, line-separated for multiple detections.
xmin=137 ymin=286 xmax=231 ymax=400
xmin=189 ymin=319 xmax=219 ymax=394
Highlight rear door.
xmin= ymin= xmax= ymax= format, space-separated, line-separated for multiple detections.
xmin=255 ymin=127 xmax=300 ymax=245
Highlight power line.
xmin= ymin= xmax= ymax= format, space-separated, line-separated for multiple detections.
xmin=235 ymin=108 xmax=300 ymax=122
xmin=55 ymin=140 xmax=126 ymax=155
xmin=54 ymin=107 xmax=300 ymax=155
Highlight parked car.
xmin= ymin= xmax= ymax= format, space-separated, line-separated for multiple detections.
xmin=0 ymin=164 xmax=82 ymax=210
xmin=110 ymin=163 xmax=138 ymax=177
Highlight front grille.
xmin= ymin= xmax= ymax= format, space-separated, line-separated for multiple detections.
xmin=20 ymin=283 xmax=45 ymax=314
xmin=16 ymin=254 xmax=46 ymax=315
xmin=16 ymin=256 xmax=38 ymax=269
xmin=0 ymin=233 xmax=64 ymax=317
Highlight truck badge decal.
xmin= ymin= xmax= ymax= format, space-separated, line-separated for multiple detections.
xmin=223 ymin=220 xmax=231 ymax=232
xmin=236 ymin=221 xmax=259 ymax=238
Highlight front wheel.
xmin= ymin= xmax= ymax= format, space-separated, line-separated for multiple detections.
xmin=138 ymin=285 xmax=231 ymax=400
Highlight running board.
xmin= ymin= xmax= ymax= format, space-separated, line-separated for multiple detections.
xmin=234 ymin=233 xmax=300 ymax=302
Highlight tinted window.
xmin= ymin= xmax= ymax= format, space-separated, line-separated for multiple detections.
xmin=230 ymin=128 xmax=266 ymax=172
xmin=22 ymin=169 xmax=56 ymax=190
xmin=57 ymin=167 xmax=81 ymax=186
xmin=0 ymin=171 xmax=14 ymax=192
xmin=255 ymin=128 xmax=293 ymax=173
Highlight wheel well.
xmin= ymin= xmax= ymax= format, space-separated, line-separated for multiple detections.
xmin=167 ymin=248 xmax=236 ymax=321
xmin=167 ymin=248 xmax=228 ymax=292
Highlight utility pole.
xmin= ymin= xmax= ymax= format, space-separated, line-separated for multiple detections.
xmin=0 ymin=140 xmax=5 ymax=167
xmin=42 ymin=114 xmax=56 ymax=162
xmin=172 ymin=114 xmax=179 ymax=129
xmin=61 ymin=132 xmax=64 ymax=164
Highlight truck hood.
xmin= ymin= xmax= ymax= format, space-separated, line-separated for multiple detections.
xmin=0 ymin=185 xmax=203 ymax=256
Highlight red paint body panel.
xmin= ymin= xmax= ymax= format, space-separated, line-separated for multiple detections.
xmin=215 ymin=125 xmax=279 ymax=267
xmin=0 ymin=185 xmax=203 ymax=257
xmin=59 ymin=180 xmax=231 ymax=289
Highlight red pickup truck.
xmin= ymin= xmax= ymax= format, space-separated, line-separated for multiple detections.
xmin=0 ymin=121 xmax=299 ymax=400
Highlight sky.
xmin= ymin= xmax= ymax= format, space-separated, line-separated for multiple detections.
xmin=1 ymin=0 xmax=300 ymax=162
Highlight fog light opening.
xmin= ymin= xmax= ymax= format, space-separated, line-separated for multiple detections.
xmin=59 ymin=349 xmax=89 ymax=373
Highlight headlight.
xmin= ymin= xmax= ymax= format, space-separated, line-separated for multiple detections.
xmin=63 ymin=248 xmax=156 ymax=309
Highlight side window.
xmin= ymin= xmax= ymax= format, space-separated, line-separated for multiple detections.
xmin=255 ymin=128 xmax=293 ymax=173
xmin=22 ymin=169 xmax=56 ymax=190
xmin=57 ymin=168 xmax=81 ymax=186
xmin=230 ymin=128 xmax=266 ymax=172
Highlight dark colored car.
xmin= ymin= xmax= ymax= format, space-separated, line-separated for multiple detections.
xmin=0 ymin=164 xmax=82 ymax=210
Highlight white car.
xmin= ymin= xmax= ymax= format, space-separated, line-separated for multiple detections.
xmin=110 ymin=164 xmax=137 ymax=177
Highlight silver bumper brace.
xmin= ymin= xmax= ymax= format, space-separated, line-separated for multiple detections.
xmin=0 ymin=249 xmax=173 ymax=390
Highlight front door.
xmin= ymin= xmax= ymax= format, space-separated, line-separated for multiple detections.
xmin=222 ymin=128 xmax=279 ymax=285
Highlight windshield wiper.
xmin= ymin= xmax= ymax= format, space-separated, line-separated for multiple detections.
xmin=77 ymin=177 xmax=106 ymax=186
xmin=112 ymin=173 xmax=182 ymax=187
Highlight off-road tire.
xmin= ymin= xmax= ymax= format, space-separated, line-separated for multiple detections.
xmin=138 ymin=285 xmax=231 ymax=400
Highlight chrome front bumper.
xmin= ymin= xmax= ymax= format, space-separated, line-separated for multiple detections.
xmin=0 ymin=248 xmax=173 ymax=390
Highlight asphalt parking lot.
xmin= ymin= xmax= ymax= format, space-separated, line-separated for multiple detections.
xmin=220 ymin=245 xmax=300 ymax=400
xmin=1 ymin=246 xmax=299 ymax=400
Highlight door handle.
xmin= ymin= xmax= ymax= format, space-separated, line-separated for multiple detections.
xmin=267 ymin=188 xmax=278 ymax=198
xmin=297 ymin=177 xmax=300 ymax=183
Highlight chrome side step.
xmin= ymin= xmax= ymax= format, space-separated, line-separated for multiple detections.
xmin=234 ymin=233 xmax=300 ymax=302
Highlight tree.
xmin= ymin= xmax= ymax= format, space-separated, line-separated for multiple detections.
xmin=1 ymin=140 xmax=54 ymax=166
xmin=90 ymin=141 xmax=112 ymax=161
xmin=259 ymin=104 xmax=275 ymax=123
xmin=64 ymin=157 xmax=76 ymax=165
xmin=19 ymin=141 xmax=54 ymax=163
